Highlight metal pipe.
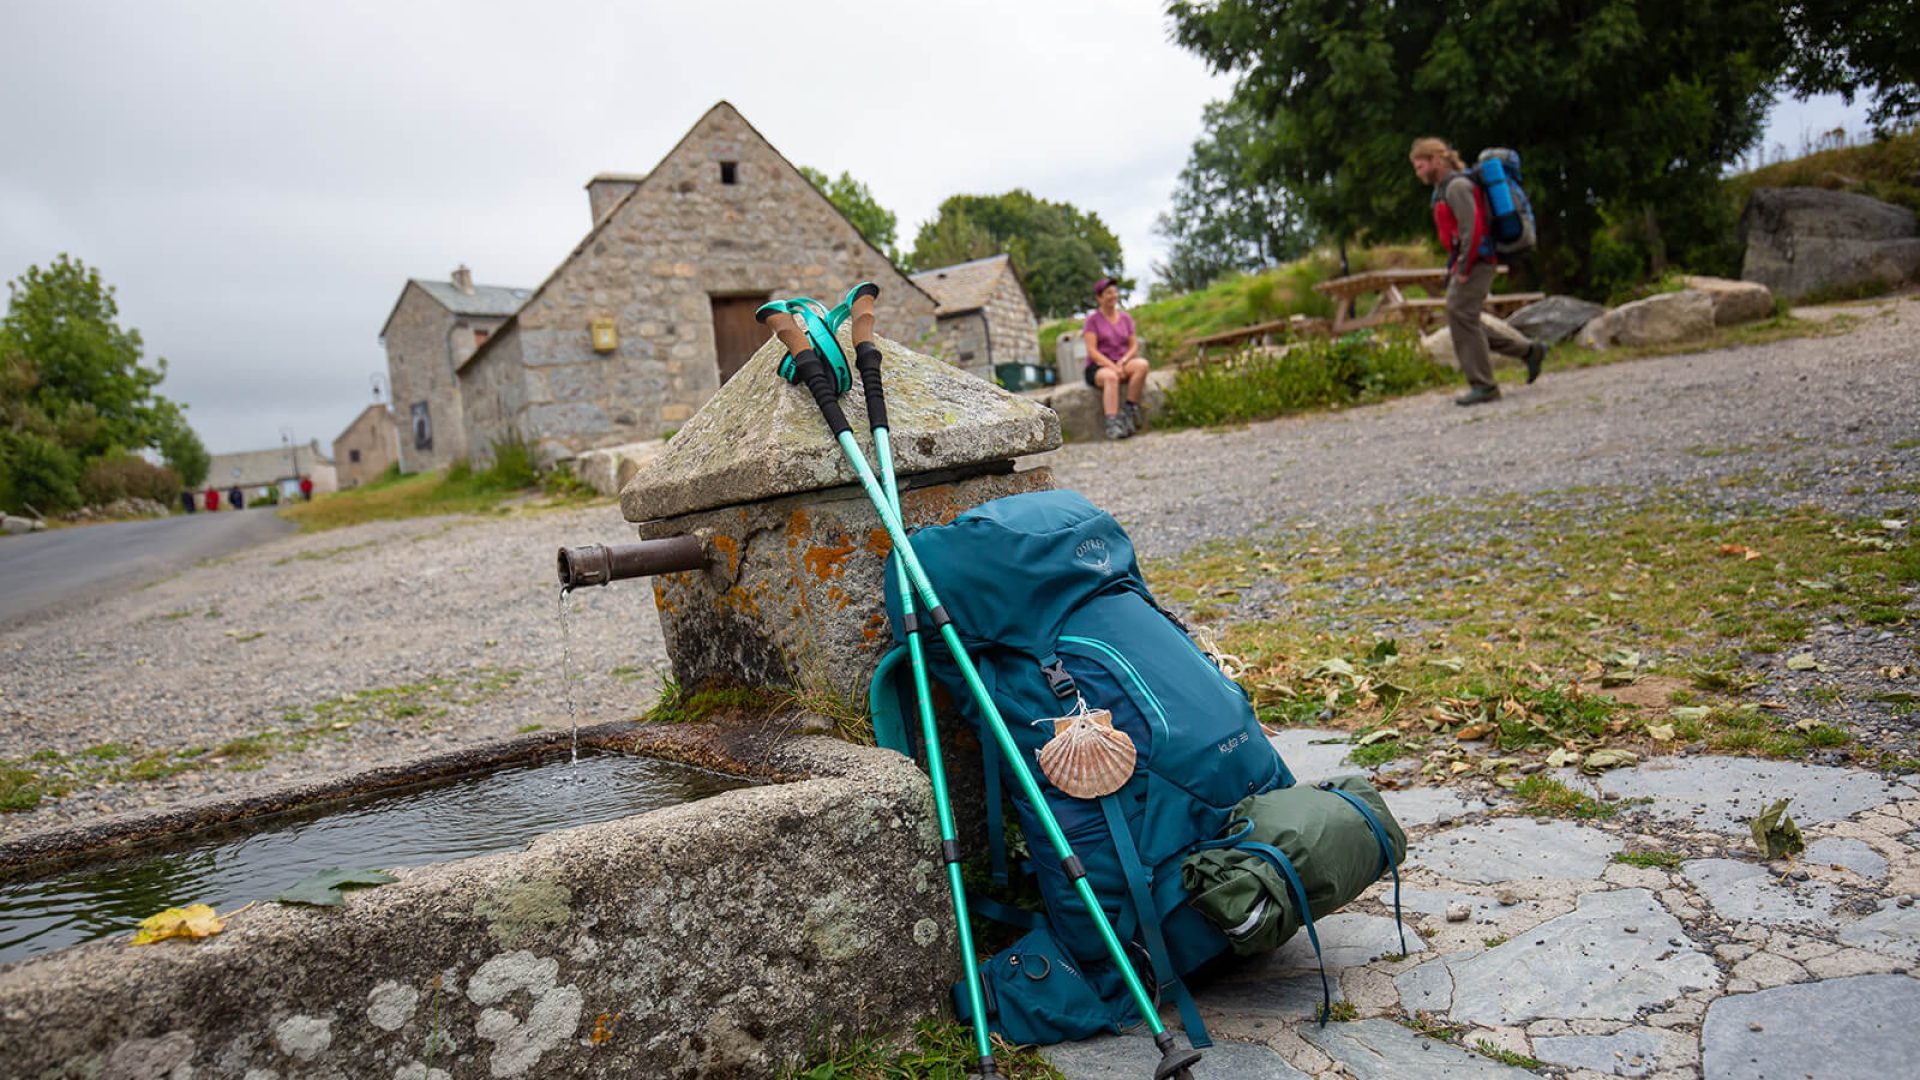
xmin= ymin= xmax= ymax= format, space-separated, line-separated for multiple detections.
xmin=556 ymin=536 xmax=706 ymax=590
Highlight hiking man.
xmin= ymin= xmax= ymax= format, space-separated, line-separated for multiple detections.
xmin=299 ymin=475 xmax=313 ymax=501
xmin=1409 ymin=137 xmax=1546 ymax=405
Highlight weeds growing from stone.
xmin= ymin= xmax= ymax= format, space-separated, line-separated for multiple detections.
xmin=783 ymin=1019 xmax=1062 ymax=1079
xmin=1614 ymin=850 xmax=1685 ymax=869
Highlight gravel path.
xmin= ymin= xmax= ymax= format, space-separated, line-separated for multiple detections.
xmin=2 ymin=298 xmax=1914 ymax=842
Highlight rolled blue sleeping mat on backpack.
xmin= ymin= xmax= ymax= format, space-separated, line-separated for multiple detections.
xmin=1181 ymin=775 xmax=1407 ymax=955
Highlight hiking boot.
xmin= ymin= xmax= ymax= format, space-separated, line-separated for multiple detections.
xmin=1122 ymin=400 xmax=1143 ymax=434
xmin=1105 ymin=414 xmax=1129 ymax=440
xmin=1525 ymin=342 xmax=1548 ymax=384
xmin=1455 ymin=385 xmax=1502 ymax=406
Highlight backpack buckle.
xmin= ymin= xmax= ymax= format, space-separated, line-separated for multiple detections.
xmin=1041 ymin=660 xmax=1077 ymax=700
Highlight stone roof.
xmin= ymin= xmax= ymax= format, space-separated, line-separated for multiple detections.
xmin=378 ymin=279 xmax=531 ymax=340
xmin=621 ymin=329 xmax=1059 ymax=522
xmin=909 ymin=254 xmax=1013 ymax=316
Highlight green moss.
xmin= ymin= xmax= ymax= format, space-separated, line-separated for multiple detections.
xmin=1512 ymin=776 xmax=1618 ymax=820
xmin=474 ymin=878 xmax=573 ymax=948
xmin=1613 ymin=850 xmax=1685 ymax=869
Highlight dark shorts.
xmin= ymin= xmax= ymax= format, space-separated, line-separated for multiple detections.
xmin=1084 ymin=365 xmax=1099 ymax=388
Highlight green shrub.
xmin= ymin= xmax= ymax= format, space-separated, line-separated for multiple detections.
xmin=0 ymin=429 xmax=82 ymax=515
xmin=1163 ymin=329 xmax=1449 ymax=427
xmin=79 ymin=453 xmax=180 ymax=506
xmin=485 ymin=435 xmax=538 ymax=489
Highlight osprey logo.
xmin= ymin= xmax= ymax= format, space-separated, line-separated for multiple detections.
xmin=1074 ymin=537 xmax=1113 ymax=574
xmin=1217 ymin=732 xmax=1249 ymax=754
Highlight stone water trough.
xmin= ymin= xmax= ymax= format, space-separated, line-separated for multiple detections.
xmin=0 ymin=330 xmax=1062 ymax=1078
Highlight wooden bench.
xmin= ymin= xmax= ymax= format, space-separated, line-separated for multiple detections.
xmin=1187 ymin=315 xmax=1332 ymax=360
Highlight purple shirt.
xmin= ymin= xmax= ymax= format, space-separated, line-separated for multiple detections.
xmin=1084 ymin=309 xmax=1134 ymax=366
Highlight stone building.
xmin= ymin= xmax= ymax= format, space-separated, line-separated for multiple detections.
xmin=378 ymin=267 xmax=531 ymax=472
xmin=457 ymin=101 xmax=938 ymax=466
xmin=202 ymin=440 xmax=336 ymax=505
xmin=331 ymin=404 xmax=400 ymax=489
xmin=909 ymin=254 xmax=1043 ymax=386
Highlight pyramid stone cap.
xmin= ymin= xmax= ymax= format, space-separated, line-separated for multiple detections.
xmin=621 ymin=330 xmax=1061 ymax=523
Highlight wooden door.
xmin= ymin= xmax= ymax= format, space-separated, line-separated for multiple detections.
xmin=710 ymin=295 xmax=768 ymax=385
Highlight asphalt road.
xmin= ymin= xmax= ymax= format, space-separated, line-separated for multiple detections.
xmin=0 ymin=510 xmax=296 ymax=627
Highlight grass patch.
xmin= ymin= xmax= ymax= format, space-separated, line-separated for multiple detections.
xmin=1148 ymin=493 xmax=1911 ymax=776
xmin=1473 ymin=1040 xmax=1542 ymax=1069
xmin=783 ymin=1019 xmax=1062 ymax=1079
xmin=0 ymin=765 xmax=66 ymax=812
xmin=1727 ymin=128 xmax=1920 ymax=215
xmin=278 ymin=436 xmax=601 ymax=533
xmin=1613 ymin=850 xmax=1685 ymax=870
xmin=1162 ymin=328 xmax=1453 ymax=428
xmin=643 ymin=679 xmax=790 ymax=725
xmin=1512 ymin=775 xmax=1618 ymax=820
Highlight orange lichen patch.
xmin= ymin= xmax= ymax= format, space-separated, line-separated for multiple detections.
xmin=804 ymin=541 xmax=857 ymax=580
xmin=825 ymin=585 xmax=850 ymax=610
xmin=786 ymin=508 xmax=811 ymax=548
xmin=861 ymin=611 xmax=890 ymax=642
xmin=709 ymin=534 xmax=742 ymax=577
xmin=864 ymin=528 xmax=892 ymax=556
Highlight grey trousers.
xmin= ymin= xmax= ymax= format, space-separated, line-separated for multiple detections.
xmin=1447 ymin=262 xmax=1533 ymax=389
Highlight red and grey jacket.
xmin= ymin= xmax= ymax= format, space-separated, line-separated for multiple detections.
xmin=1432 ymin=171 xmax=1495 ymax=275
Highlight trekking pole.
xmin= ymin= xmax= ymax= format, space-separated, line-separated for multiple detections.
xmin=759 ymin=300 xmax=1202 ymax=1080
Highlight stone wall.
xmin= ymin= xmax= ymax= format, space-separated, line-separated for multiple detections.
xmin=331 ymin=406 xmax=399 ymax=489
xmin=457 ymin=103 xmax=937 ymax=466
xmin=983 ymin=269 xmax=1040 ymax=368
xmin=931 ymin=310 xmax=992 ymax=380
xmin=0 ymin=737 xmax=955 ymax=1079
xmin=385 ymin=284 xmax=507 ymax=472
xmin=460 ymin=329 xmax=528 ymax=467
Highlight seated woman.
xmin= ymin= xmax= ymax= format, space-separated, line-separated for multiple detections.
xmin=1081 ymin=278 xmax=1149 ymax=439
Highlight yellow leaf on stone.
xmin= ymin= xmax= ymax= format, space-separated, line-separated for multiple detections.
xmin=131 ymin=903 xmax=226 ymax=945
xmin=1449 ymin=760 xmax=1473 ymax=774
xmin=1647 ymin=723 xmax=1676 ymax=742
xmin=1454 ymin=722 xmax=1495 ymax=741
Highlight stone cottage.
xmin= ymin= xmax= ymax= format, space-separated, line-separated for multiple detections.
xmin=204 ymin=440 xmax=336 ymax=504
xmin=908 ymin=254 xmax=1042 ymax=385
xmin=331 ymin=404 xmax=400 ymax=489
xmin=378 ymin=267 xmax=531 ymax=472
xmin=456 ymin=101 xmax=938 ymax=466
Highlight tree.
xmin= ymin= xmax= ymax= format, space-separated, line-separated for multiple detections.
xmin=0 ymin=255 xmax=204 ymax=513
xmin=1154 ymin=96 xmax=1315 ymax=292
xmin=151 ymin=399 xmax=210 ymax=488
xmin=909 ymin=191 xmax=1128 ymax=317
xmin=1780 ymin=1 xmax=1920 ymax=129
xmin=1167 ymin=0 xmax=1785 ymax=291
xmin=799 ymin=166 xmax=902 ymax=264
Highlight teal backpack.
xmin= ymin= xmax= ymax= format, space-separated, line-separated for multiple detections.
xmin=869 ymin=490 xmax=1297 ymax=1048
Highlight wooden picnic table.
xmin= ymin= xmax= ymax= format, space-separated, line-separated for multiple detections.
xmin=1313 ymin=266 xmax=1543 ymax=333
xmin=1186 ymin=314 xmax=1332 ymax=360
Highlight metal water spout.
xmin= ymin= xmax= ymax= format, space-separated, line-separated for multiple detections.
xmin=556 ymin=536 xmax=706 ymax=590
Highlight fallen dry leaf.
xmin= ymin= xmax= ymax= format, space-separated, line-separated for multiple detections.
xmin=131 ymin=903 xmax=227 ymax=945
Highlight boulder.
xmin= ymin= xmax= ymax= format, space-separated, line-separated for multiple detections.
xmin=1419 ymin=313 xmax=1528 ymax=367
xmin=571 ymin=439 xmax=667 ymax=498
xmin=1506 ymin=295 xmax=1605 ymax=344
xmin=1740 ymin=187 xmax=1920 ymax=301
xmin=2 ymin=515 xmax=45 ymax=535
xmin=1576 ymin=289 xmax=1715 ymax=350
xmin=1024 ymin=368 xmax=1176 ymax=443
xmin=1681 ymin=275 xmax=1775 ymax=325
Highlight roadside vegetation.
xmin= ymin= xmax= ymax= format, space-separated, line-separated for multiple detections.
xmin=783 ymin=1019 xmax=1062 ymax=1080
xmin=0 ymin=667 xmax=523 ymax=813
xmin=277 ymin=437 xmax=598 ymax=532
xmin=1148 ymin=485 xmax=1917 ymax=782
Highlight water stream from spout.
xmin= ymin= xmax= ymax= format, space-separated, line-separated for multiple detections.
xmin=557 ymin=587 xmax=581 ymax=767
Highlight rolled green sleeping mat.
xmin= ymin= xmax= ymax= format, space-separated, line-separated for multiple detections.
xmin=1181 ymin=775 xmax=1407 ymax=956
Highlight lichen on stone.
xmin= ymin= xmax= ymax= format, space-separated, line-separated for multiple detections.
xmin=473 ymin=878 xmax=573 ymax=948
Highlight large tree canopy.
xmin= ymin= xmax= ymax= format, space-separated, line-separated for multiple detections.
xmin=909 ymin=191 xmax=1127 ymax=318
xmin=1154 ymin=96 xmax=1314 ymax=292
xmin=799 ymin=166 xmax=902 ymax=265
xmin=1166 ymin=0 xmax=1785 ymax=290
xmin=1781 ymin=1 xmax=1919 ymax=128
xmin=0 ymin=255 xmax=207 ymax=512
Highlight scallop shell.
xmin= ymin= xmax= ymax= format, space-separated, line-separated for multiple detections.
xmin=1037 ymin=708 xmax=1138 ymax=798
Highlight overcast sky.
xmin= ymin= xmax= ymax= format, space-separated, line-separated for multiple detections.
xmin=0 ymin=2 xmax=1874 ymax=456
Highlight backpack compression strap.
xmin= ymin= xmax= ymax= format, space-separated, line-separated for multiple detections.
xmin=1318 ymin=782 xmax=1407 ymax=956
xmin=1098 ymin=796 xmax=1212 ymax=1049
xmin=1237 ymin=840 xmax=1333 ymax=1027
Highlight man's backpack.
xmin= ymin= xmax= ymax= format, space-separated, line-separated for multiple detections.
xmin=868 ymin=490 xmax=1296 ymax=1049
xmin=1473 ymin=147 xmax=1537 ymax=256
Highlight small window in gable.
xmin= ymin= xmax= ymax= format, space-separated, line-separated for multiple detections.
xmin=349 ymin=449 xmax=362 ymax=463
xmin=719 ymin=161 xmax=738 ymax=185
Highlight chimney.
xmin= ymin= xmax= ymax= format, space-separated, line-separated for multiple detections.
xmin=451 ymin=265 xmax=475 ymax=295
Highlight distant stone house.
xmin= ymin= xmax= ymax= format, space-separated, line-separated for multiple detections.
xmin=456 ymin=101 xmax=938 ymax=466
xmin=332 ymin=404 xmax=400 ymax=489
xmin=378 ymin=267 xmax=531 ymax=472
xmin=203 ymin=440 xmax=336 ymax=504
xmin=908 ymin=254 xmax=1042 ymax=385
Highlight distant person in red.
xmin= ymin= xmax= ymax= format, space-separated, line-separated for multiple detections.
xmin=299 ymin=475 xmax=313 ymax=501
xmin=204 ymin=486 xmax=219 ymax=511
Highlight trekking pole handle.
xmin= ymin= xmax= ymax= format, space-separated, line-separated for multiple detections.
xmin=847 ymin=285 xmax=887 ymax=429
xmin=756 ymin=307 xmax=815 ymax=360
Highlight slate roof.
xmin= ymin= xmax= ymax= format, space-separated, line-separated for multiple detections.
xmin=909 ymin=254 xmax=1012 ymax=316
xmin=378 ymin=280 xmax=531 ymax=340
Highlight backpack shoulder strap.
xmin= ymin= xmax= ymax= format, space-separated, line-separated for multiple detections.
xmin=1098 ymin=795 xmax=1211 ymax=1049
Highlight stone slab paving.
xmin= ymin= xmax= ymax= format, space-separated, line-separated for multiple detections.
xmin=1589 ymin=756 xmax=1917 ymax=835
xmin=1396 ymin=889 xmax=1719 ymax=1025
xmin=1267 ymin=730 xmax=1359 ymax=781
xmin=1531 ymin=1027 xmax=1669 ymax=1078
xmin=1700 ymin=975 xmax=1920 ymax=1079
xmin=1407 ymin=819 xmax=1623 ymax=883
xmin=1302 ymin=1019 xmax=1538 ymax=1078
xmin=1038 ymin=740 xmax=1920 ymax=1078
xmin=1047 ymin=1034 xmax=1310 ymax=1079
xmin=1682 ymin=858 xmax=1840 ymax=925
